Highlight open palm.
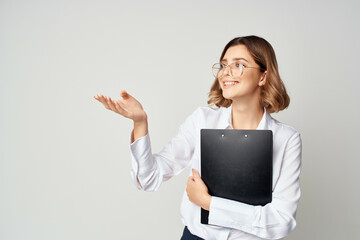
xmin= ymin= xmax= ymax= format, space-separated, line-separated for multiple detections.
xmin=94 ymin=90 xmax=147 ymax=123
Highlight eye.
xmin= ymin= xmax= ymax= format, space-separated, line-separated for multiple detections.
xmin=220 ymin=63 xmax=226 ymax=69
xmin=236 ymin=63 xmax=244 ymax=68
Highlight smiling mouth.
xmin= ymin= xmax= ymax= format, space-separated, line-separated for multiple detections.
xmin=223 ymin=81 xmax=239 ymax=87
xmin=224 ymin=81 xmax=238 ymax=85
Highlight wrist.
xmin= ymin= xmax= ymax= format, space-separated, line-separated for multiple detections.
xmin=134 ymin=113 xmax=148 ymax=125
xmin=133 ymin=114 xmax=148 ymax=142
xmin=202 ymin=194 xmax=212 ymax=211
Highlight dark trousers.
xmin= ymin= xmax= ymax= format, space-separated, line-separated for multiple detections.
xmin=180 ymin=226 xmax=205 ymax=240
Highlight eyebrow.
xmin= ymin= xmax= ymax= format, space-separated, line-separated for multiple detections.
xmin=221 ymin=58 xmax=249 ymax=63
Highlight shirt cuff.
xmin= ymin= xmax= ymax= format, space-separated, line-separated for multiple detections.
xmin=129 ymin=129 xmax=155 ymax=178
xmin=208 ymin=196 xmax=256 ymax=229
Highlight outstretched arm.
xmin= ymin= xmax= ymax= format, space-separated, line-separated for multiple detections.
xmin=129 ymin=107 xmax=200 ymax=192
xmin=94 ymin=90 xmax=148 ymax=187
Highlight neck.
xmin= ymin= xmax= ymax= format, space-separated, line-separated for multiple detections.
xmin=231 ymin=100 xmax=264 ymax=130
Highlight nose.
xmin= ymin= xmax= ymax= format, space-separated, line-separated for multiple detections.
xmin=222 ymin=65 xmax=232 ymax=77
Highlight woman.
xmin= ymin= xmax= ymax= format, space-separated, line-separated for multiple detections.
xmin=94 ymin=35 xmax=302 ymax=240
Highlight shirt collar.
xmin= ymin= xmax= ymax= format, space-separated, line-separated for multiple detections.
xmin=220 ymin=103 xmax=268 ymax=130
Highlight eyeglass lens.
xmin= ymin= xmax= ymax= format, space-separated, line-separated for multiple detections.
xmin=212 ymin=63 xmax=243 ymax=78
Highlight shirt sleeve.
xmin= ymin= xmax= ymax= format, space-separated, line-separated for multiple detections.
xmin=208 ymin=131 xmax=302 ymax=239
xmin=129 ymin=107 xmax=200 ymax=192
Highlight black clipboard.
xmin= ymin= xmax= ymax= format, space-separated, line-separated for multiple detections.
xmin=200 ymin=129 xmax=273 ymax=225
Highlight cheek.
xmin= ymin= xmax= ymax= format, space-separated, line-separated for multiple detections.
xmin=241 ymin=72 xmax=260 ymax=86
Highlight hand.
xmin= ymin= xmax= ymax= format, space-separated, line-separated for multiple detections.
xmin=186 ymin=169 xmax=212 ymax=211
xmin=94 ymin=90 xmax=147 ymax=123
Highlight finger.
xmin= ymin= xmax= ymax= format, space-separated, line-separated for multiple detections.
xmin=107 ymin=97 xmax=118 ymax=112
xmin=120 ymin=90 xmax=131 ymax=100
xmin=187 ymin=176 xmax=194 ymax=183
xmin=114 ymin=101 xmax=130 ymax=118
xmin=98 ymin=95 xmax=111 ymax=110
xmin=94 ymin=94 xmax=102 ymax=101
xmin=95 ymin=94 xmax=104 ymax=102
xmin=192 ymin=168 xmax=200 ymax=178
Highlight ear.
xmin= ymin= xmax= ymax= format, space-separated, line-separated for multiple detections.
xmin=258 ymin=71 xmax=267 ymax=87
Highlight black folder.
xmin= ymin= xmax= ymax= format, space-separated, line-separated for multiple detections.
xmin=200 ymin=129 xmax=273 ymax=225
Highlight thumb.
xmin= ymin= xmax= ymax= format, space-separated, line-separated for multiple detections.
xmin=120 ymin=90 xmax=131 ymax=100
xmin=192 ymin=168 xmax=200 ymax=178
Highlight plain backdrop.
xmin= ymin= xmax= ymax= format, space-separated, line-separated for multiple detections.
xmin=1 ymin=0 xmax=359 ymax=239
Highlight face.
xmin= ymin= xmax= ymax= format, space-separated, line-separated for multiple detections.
xmin=218 ymin=44 xmax=265 ymax=102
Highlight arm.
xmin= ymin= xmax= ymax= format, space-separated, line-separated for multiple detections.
xmin=94 ymin=90 xmax=196 ymax=191
xmin=132 ymin=117 xmax=149 ymax=188
xmin=207 ymin=132 xmax=302 ymax=239
xmin=186 ymin=131 xmax=302 ymax=239
xmin=129 ymin=107 xmax=200 ymax=192
xmin=94 ymin=90 xmax=149 ymax=189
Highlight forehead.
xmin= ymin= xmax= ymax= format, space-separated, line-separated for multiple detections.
xmin=222 ymin=45 xmax=254 ymax=63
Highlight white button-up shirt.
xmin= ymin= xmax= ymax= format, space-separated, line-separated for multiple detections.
xmin=129 ymin=104 xmax=302 ymax=240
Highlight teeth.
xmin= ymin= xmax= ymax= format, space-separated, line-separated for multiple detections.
xmin=224 ymin=82 xmax=238 ymax=85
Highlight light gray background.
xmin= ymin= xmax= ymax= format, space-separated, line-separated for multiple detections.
xmin=1 ymin=0 xmax=359 ymax=239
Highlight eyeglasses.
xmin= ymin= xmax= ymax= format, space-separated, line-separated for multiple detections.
xmin=212 ymin=62 xmax=262 ymax=78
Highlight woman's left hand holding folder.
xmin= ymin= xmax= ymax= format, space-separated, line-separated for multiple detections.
xmin=186 ymin=169 xmax=212 ymax=211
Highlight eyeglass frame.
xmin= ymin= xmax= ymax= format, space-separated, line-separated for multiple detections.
xmin=212 ymin=62 xmax=264 ymax=78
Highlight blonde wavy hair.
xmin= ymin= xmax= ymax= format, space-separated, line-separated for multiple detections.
xmin=207 ymin=35 xmax=290 ymax=113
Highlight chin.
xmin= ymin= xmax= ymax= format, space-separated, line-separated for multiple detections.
xmin=222 ymin=93 xmax=235 ymax=100
xmin=222 ymin=89 xmax=235 ymax=97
